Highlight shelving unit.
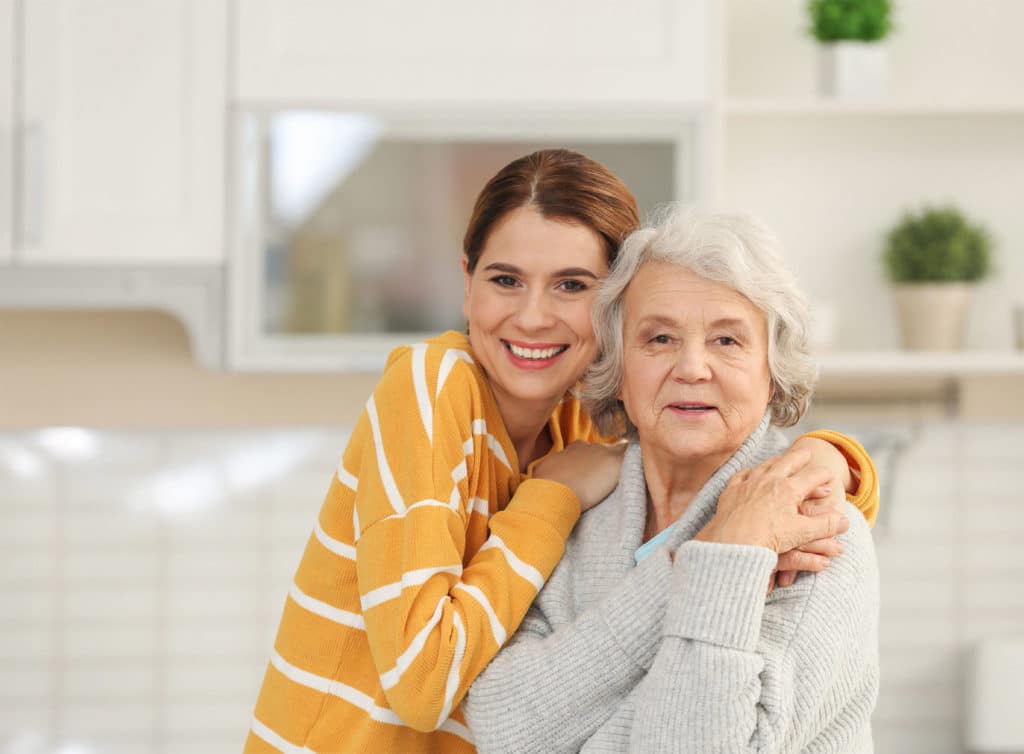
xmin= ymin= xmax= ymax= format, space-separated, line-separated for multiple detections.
xmin=713 ymin=1 xmax=1024 ymax=368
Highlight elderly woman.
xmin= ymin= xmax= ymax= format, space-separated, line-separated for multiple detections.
xmin=464 ymin=207 xmax=879 ymax=753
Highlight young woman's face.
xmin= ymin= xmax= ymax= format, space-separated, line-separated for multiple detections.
xmin=463 ymin=205 xmax=609 ymax=419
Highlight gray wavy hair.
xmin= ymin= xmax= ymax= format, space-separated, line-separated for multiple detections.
xmin=583 ymin=205 xmax=818 ymax=438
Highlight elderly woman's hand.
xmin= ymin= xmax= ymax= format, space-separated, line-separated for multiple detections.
xmin=533 ymin=440 xmax=628 ymax=512
xmin=698 ymin=447 xmax=850 ymax=555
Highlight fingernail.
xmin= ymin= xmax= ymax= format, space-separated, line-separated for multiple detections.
xmin=816 ymin=556 xmax=830 ymax=569
xmin=817 ymin=485 xmax=831 ymax=495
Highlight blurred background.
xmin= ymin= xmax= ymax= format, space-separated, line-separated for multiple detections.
xmin=1 ymin=0 xmax=1023 ymax=752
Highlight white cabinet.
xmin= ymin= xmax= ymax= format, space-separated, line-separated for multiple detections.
xmin=235 ymin=0 xmax=710 ymax=105
xmin=0 ymin=0 xmax=13 ymax=264
xmin=16 ymin=0 xmax=227 ymax=264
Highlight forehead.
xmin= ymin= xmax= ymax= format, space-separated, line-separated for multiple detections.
xmin=624 ymin=261 xmax=763 ymax=325
xmin=478 ymin=206 xmax=607 ymax=272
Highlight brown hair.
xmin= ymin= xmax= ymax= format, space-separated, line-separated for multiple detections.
xmin=462 ymin=149 xmax=640 ymax=273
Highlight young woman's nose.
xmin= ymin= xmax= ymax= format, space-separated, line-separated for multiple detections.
xmin=671 ymin=341 xmax=712 ymax=383
xmin=513 ymin=288 xmax=557 ymax=332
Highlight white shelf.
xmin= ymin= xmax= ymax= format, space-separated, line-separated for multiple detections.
xmin=817 ymin=351 xmax=1024 ymax=378
xmin=724 ymin=99 xmax=1024 ymax=117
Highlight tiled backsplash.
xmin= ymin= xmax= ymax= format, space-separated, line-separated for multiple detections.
xmin=2 ymin=423 xmax=1023 ymax=754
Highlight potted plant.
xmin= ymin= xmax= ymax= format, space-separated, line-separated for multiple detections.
xmin=883 ymin=207 xmax=993 ymax=350
xmin=808 ymin=0 xmax=893 ymax=99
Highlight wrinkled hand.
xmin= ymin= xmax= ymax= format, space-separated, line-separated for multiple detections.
xmin=771 ymin=476 xmax=847 ymax=591
xmin=532 ymin=441 xmax=627 ymax=512
xmin=699 ymin=447 xmax=850 ymax=555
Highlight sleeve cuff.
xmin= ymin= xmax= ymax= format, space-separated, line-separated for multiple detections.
xmin=666 ymin=541 xmax=777 ymax=652
xmin=504 ymin=477 xmax=582 ymax=541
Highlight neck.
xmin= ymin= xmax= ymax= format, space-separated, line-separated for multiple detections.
xmin=640 ymin=442 xmax=730 ymax=539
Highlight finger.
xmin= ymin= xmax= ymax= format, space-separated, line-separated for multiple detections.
xmin=798 ymin=511 xmax=850 ymax=544
xmin=787 ymin=464 xmax=835 ymax=501
xmin=799 ymin=494 xmax=845 ymax=516
xmin=777 ymin=550 xmax=830 ymax=573
xmin=777 ymin=569 xmax=797 ymax=587
xmin=796 ymin=537 xmax=845 ymax=558
xmin=766 ymin=572 xmax=777 ymax=595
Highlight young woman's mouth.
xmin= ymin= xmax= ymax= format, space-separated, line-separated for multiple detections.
xmin=501 ymin=340 xmax=570 ymax=368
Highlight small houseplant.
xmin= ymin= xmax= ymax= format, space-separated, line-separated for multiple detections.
xmin=808 ymin=0 xmax=893 ymax=99
xmin=883 ymin=207 xmax=993 ymax=350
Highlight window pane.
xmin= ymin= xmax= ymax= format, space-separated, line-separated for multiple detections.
xmin=261 ymin=114 xmax=677 ymax=336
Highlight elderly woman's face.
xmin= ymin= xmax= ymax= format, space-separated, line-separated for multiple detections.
xmin=618 ymin=261 xmax=772 ymax=467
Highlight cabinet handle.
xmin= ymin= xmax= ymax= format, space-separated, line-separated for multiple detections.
xmin=19 ymin=121 xmax=44 ymax=247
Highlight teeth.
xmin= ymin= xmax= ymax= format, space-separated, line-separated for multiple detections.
xmin=507 ymin=343 xmax=566 ymax=360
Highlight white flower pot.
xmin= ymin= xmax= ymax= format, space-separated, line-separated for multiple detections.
xmin=818 ymin=42 xmax=888 ymax=99
xmin=892 ymin=283 xmax=974 ymax=350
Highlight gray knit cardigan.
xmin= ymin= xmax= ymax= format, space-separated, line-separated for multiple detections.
xmin=464 ymin=416 xmax=879 ymax=753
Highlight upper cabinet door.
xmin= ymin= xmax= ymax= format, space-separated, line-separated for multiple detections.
xmin=0 ymin=0 xmax=13 ymax=264
xmin=19 ymin=1 xmax=227 ymax=264
xmin=236 ymin=0 xmax=710 ymax=105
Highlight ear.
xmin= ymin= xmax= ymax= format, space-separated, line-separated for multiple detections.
xmin=462 ymin=256 xmax=472 ymax=322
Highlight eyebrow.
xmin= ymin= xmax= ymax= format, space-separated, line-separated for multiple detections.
xmin=634 ymin=315 xmax=754 ymax=333
xmin=482 ymin=262 xmax=600 ymax=279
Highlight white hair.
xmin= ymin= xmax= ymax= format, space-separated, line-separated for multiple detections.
xmin=584 ymin=205 xmax=817 ymax=438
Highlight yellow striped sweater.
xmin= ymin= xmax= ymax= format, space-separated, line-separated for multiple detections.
xmin=245 ymin=331 xmax=879 ymax=754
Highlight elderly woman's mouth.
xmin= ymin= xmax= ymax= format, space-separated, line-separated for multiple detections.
xmin=502 ymin=340 xmax=570 ymax=363
xmin=668 ymin=402 xmax=717 ymax=415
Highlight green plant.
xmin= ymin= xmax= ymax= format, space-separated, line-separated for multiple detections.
xmin=883 ymin=207 xmax=993 ymax=283
xmin=808 ymin=0 xmax=893 ymax=42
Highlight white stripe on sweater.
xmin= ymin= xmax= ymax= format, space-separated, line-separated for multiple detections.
xmin=251 ymin=715 xmax=316 ymax=753
xmin=289 ymin=583 xmax=364 ymax=630
xmin=412 ymin=344 xmax=433 ymax=445
xmin=268 ymin=650 xmax=474 ymax=741
xmin=314 ymin=519 xmax=356 ymax=560
xmin=366 ymin=395 xmax=406 ymax=514
xmin=480 ymin=534 xmax=545 ymax=592
xmin=360 ymin=564 xmax=463 ymax=611
xmin=471 ymin=419 xmax=513 ymax=473
xmin=435 ymin=349 xmax=473 ymax=399
xmin=436 ymin=611 xmax=467 ymax=728
xmin=271 ymin=649 xmax=404 ymax=725
xmin=336 ymin=462 xmax=358 ymax=492
xmin=454 ymin=582 xmax=506 ymax=647
xmin=378 ymin=598 xmax=447 ymax=690
xmin=468 ymin=496 xmax=490 ymax=517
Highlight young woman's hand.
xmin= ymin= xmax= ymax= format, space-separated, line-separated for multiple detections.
xmin=699 ymin=447 xmax=850 ymax=554
xmin=532 ymin=441 xmax=627 ymax=511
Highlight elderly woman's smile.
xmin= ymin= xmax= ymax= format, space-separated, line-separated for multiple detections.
xmin=618 ymin=261 xmax=772 ymax=473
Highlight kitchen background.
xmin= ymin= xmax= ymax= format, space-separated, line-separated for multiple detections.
xmin=2 ymin=1 xmax=1024 ymax=753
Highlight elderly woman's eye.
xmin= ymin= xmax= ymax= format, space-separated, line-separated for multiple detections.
xmin=715 ymin=336 xmax=739 ymax=346
xmin=650 ymin=334 xmax=672 ymax=344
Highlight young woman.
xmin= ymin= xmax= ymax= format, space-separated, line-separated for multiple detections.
xmin=244 ymin=150 xmax=879 ymax=754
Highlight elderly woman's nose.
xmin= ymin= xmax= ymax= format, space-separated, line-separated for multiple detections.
xmin=671 ymin=342 xmax=713 ymax=382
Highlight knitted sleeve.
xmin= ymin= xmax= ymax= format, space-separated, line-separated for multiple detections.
xmin=354 ymin=345 xmax=582 ymax=732
xmin=629 ymin=504 xmax=880 ymax=753
xmin=464 ymin=548 xmax=675 ymax=754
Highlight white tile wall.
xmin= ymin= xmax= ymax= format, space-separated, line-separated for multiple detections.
xmin=1 ymin=422 xmax=1023 ymax=753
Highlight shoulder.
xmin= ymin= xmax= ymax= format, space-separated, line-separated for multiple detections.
xmin=377 ymin=331 xmax=484 ymax=403
xmin=764 ymin=504 xmax=878 ymax=656
xmin=549 ymin=393 xmax=610 ymax=445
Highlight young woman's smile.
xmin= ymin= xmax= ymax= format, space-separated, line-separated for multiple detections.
xmin=463 ymin=205 xmax=608 ymax=421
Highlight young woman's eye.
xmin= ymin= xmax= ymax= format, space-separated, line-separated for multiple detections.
xmin=489 ymin=275 xmax=519 ymax=288
xmin=557 ymin=279 xmax=588 ymax=293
